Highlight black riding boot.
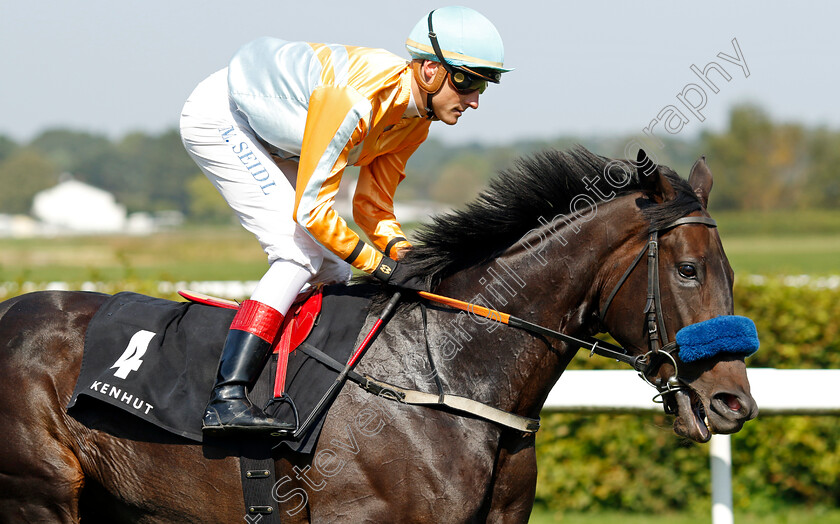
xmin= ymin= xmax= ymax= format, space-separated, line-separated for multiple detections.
xmin=202 ymin=329 xmax=295 ymax=436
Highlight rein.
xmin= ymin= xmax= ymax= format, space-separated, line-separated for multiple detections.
xmin=418 ymin=291 xmax=646 ymax=373
xmin=419 ymin=214 xmax=718 ymax=408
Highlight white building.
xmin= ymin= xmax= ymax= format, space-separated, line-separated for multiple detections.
xmin=31 ymin=176 xmax=127 ymax=233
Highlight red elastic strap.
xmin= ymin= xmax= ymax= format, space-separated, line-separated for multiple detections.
xmin=230 ymin=300 xmax=284 ymax=343
xmin=274 ymin=318 xmax=294 ymax=396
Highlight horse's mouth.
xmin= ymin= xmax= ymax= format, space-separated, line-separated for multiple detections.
xmin=672 ymin=388 xmax=711 ymax=443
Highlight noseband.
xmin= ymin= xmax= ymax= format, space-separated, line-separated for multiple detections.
xmin=599 ymin=215 xmax=718 ymax=406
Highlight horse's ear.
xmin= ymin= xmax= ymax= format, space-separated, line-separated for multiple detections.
xmin=688 ymin=155 xmax=713 ymax=208
xmin=635 ymin=149 xmax=676 ymax=203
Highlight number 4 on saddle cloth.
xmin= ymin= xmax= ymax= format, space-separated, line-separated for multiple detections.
xmin=66 ymin=285 xmax=373 ymax=454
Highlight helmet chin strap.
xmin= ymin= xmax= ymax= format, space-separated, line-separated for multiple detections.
xmin=411 ymin=60 xmax=447 ymax=120
xmin=424 ymin=93 xmax=436 ymax=120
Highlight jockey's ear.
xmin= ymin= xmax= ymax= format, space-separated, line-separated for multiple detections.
xmin=636 ymin=149 xmax=676 ymax=203
xmin=688 ymin=156 xmax=713 ymax=208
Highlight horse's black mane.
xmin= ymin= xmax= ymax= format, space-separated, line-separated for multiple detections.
xmin=394 ymin=146 xmax=702 ymax=285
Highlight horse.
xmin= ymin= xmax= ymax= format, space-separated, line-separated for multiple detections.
xmin=0 ymin=147 xmax=757 ymax=523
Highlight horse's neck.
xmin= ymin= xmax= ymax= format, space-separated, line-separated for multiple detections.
xmin=432 ymin=200 xmax=640 ymax=417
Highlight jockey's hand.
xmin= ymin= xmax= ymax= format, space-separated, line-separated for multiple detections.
xmin=373 ymin=258 xmax=427 ymax=291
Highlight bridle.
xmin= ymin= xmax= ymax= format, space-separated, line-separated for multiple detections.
xmin=599 ymin=215 xmax=718 ymax=408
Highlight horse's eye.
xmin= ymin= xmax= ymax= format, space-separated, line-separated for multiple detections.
xmin=678 ymin=264 xmax=697 ymax=279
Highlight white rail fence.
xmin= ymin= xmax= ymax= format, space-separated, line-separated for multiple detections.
xmin=542 ymin=369 xmax=840 ymax=524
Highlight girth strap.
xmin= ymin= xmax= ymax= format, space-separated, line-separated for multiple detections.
xmin=237 ymin=354 xmax=281 ymax=522
xmin=296 ymin=342 xmax=540 ymax=433
xmin=361 ymin=375 xmax=541 ymax=433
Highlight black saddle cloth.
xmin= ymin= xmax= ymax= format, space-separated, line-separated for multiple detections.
xmin=67 ymin=285 xmax=375 ymax=453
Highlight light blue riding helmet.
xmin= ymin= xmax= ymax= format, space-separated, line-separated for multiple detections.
xmin=405 ymin=6 xmax=512 ymax=84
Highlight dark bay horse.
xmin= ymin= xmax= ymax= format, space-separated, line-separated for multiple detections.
xmin=0 ymin=147 xmax=757 ymax=522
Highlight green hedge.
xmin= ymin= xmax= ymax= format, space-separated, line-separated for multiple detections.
xmin=535 ymin=279 xmax=840 ymax=513
xmin=737 ymin=278 xmax=840 ymax=369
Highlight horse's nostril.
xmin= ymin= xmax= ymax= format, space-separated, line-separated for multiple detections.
xmin=717 ymin=393 xmax=742 ymax=413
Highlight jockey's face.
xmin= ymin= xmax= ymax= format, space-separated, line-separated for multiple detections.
xmin=432 ymin=65 xmax=480 ymax=125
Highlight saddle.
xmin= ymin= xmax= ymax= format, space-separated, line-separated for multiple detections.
xmin=67 ymin=285 xmax=374 ymax=453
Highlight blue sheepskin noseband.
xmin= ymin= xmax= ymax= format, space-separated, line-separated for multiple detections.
xmin=675 ymin=315 xmax=759 ymax=363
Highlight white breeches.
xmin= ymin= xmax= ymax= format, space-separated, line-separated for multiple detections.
xmin=179 ymin=69 xmax=352 ymax=314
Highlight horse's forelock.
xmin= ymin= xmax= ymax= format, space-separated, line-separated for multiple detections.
xmin=640 ymin=170 xmax=705 ymax=231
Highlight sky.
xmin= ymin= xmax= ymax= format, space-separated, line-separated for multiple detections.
xmin=2 ymin=1 xmax=840 ymax=147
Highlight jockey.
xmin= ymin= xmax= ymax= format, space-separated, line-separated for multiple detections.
xmin=180 ymin=6 xmax=511 ymax=436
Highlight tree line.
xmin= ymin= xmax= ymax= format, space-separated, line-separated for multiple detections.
xmin=0 ymin=103 xmax=837 ymax=222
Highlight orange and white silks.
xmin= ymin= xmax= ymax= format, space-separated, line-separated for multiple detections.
xmin=228 ymin=38 xmax=431 ymax=273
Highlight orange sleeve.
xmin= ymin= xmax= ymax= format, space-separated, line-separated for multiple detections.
xmin=353 ymin=140 xmax=422 ymax=259
xmin=293 ymin=86 xmax=384 ymax=273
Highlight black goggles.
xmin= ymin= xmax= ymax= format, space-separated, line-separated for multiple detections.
xmin=448 ymin=67 xmax=489 ymax=94
xmin=426 ymin=10 xmax=499 ymax=95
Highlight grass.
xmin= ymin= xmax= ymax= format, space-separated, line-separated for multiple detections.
xmin=724 ymin=234 xmax=840 ymax=275
xmin=711 ymin=209 xmax=840 ymax=275
xmin=529 ymin=508 xmax=840 ymax=523
xmin=0 ymin=225 xmax=269 ymax=283
xmin=712 ymin=209 xmax=840 ymax=237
